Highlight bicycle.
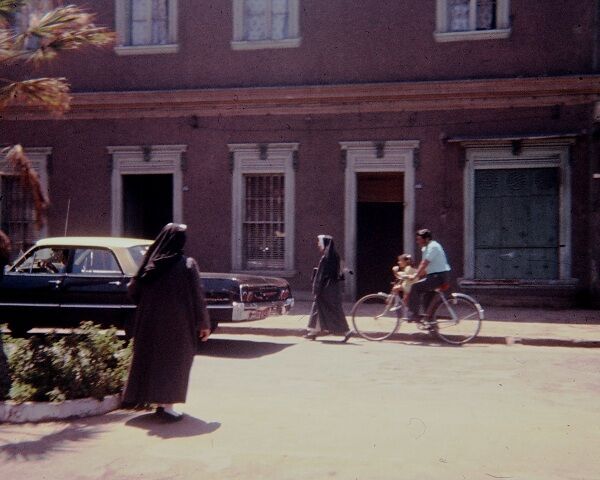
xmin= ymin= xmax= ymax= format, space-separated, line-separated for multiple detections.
xmin=350 ymin=283 xmax=484 ymax=345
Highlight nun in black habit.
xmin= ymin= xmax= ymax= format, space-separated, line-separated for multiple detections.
xmin=305 ymin=234 xmax=353 ymax=342
xmin=123 ymin=223 xmax=211 ymax=421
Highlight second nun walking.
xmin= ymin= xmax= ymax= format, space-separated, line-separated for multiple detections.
xmin=305 ymin=234 xmax=353 ymax=342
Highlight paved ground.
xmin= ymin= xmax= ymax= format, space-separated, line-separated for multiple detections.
xmin=219 ymin=301 xmax=600 ymax=348
xmin=1 ymin=330 xmax=599 ymax=480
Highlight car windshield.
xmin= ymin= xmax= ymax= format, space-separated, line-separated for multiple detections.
xmin=128 ymin=245 xmax=150 ymax=268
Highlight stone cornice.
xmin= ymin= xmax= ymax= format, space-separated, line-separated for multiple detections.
xmin=3 ymin=75 xmax=600 ymax=121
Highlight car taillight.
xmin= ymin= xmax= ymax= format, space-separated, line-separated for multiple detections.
xmin=280 ymin=288 xmax=290 ymax=300
xmin=241 ymin=289 xmax=254 ymax=302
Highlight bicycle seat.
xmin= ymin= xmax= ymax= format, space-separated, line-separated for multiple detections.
xmin=435 ymin=283 xmax=450 ymax=292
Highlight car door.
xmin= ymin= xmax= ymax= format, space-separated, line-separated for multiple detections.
xmin=0 ymin=246 xmax=69 ymax=325
xmin=59 ymin=247 xmax=131 ymax=328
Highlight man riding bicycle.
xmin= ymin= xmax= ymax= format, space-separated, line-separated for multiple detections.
xmin=406 ymin=229 xmax=451 ymax=322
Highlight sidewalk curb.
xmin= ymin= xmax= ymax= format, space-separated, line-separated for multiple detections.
xmin=216 ymin=325 xmax=600 ymax=348
xmin=0 ymin=394 xmax=121 ymax=424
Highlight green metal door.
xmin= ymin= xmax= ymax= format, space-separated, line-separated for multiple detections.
xmin=474 ymin=168 xmax=559 ymax=280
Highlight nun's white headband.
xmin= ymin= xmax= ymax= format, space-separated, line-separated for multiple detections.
xmin=318 ymin=234 xmax=333 ymax=250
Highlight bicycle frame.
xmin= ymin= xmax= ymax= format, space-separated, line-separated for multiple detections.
xmin=429 ymin=291 xmax=485 ymax=325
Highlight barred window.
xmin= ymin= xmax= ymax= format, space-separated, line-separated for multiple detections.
xmin=230 ymin=143 xmax=296 ymax=273
xmin=243 ymin=174 xmax=285 ymax=270
xmin=0 ymin=175 xmax=35 ymax=258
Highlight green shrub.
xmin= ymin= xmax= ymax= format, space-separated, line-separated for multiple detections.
xmin=3 ymin=322 xmax=132 ymax=403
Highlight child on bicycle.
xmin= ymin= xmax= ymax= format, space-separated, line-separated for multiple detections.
xmin=390 ymin=253 xmax=417 ymax=310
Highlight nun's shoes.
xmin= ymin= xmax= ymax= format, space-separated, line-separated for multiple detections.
xmin=303 ymin=329 xmax=330 ymax=340
xmin=340 ymin=330 xmax=354 ymax=343
xmin=155 ymin=407 xmax=184 ymax=422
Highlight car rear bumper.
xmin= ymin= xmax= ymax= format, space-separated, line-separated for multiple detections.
xmin=209 ymin=298 xmax=294 ymax=322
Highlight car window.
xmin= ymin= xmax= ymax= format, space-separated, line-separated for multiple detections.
xmin=13 ymin=247 xmax=69 ymax=274
xmin=128 ymin=245 xmax=150 ymax=268
xmin=71 ymin=248 xmax=122 ymax=275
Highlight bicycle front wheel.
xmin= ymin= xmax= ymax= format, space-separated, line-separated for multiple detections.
xmin=351 ymin=293 xmax=400 ymax=341
xmin=430 ymin=294 xmax=483 ymax=345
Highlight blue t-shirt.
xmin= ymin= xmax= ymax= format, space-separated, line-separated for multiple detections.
xmin=422 ymin=240 xmax=450 ymax=274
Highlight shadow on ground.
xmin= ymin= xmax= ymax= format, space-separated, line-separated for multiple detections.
xmin=197 ymin=338 xmax=294 ymax=359
xmin=125 ymin=412 xmax=220 ymax=439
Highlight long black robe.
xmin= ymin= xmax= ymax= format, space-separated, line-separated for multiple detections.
xmin=307 ymin=240 xmax=349 ymax=335
xmin=123 ymin=248 xmax=210 ymax=405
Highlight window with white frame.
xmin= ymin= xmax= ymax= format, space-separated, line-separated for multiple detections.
xmin=11 ymin=0 xmax=62 ymax=50
xmin=231 ymin=0 xmax=300 ymax=50
xmin=229 ymin=143 xmax=296 ymax=274
xmin=435 ymin=0 xmax=511 ymax=42
xmin=114 ymin=0 xmax=178 ymax=55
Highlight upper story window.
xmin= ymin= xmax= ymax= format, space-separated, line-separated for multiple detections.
xmin=231 ymin=0 xmax=301 ymax=50
xmin=11 ymin=0 xmax=61 ymax=50
xmin=114 ymin=0 xmax=178 ymax=55
xmin=435 ymin=0 xmax=511 ymax=42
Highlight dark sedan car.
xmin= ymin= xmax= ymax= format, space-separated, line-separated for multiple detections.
xmin=0 ymin=236 xmax=293 ymax=336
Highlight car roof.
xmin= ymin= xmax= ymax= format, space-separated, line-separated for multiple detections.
xmin=35 ymin=237 xmax=153 ymax=249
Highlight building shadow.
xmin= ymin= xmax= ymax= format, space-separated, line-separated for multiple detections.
xmin=125 ymin=412 xmax=220 ymax=439
xmin=197 ymin=338 xmax=293 ymax=359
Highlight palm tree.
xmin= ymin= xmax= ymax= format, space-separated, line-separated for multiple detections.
xmin=0 ymin=0 xmax=114 ymax=400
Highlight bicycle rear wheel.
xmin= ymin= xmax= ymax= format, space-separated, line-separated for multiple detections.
xmin=429 ymin=294 xmax=483 ymax=345
xmin=351 ymin=293 xmax=400 ymax=341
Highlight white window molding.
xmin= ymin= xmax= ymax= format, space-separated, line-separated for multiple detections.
xmin=0 ymin=147 xmax=51 ymax=241
xmin=462 ymin=141 xmax=573 ymax=280
xmin=229 ymin=143 xmax=297 ymax=275
xmin=114 ymin=0 xmax=178 ymax=55
xmin=341 ymin=140 xmax=419 ymax=300
xmin=434 ymin=0 xmax=511 ymax=42
xmin=231 ymin=0 xmax=301 ymax=51
xmin=107 ymin=145 xmax=186 ymax=235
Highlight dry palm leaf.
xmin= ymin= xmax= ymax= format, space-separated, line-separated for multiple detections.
xmin=2 ymin=144 xmax=50 ymax=229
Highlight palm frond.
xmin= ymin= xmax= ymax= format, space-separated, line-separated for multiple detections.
xmin=2 ymin=144 xmax=50 ymax=230
xmin=0 ymin=0 xmax=26 ymax=18
xmin=15 ymin=5 xmax=114 ymax=63
xmin=0 ymin=77 xmax=71 ymax=113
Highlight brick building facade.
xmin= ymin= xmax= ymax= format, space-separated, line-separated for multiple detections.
xmin=2 ymin=1 xmax=599 ymax=306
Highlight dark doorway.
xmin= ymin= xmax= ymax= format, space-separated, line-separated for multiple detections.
xmin=122 ymin=174 xmax=173 ymax=239
xmin=356 ymin=173 xmax=404 ymax=298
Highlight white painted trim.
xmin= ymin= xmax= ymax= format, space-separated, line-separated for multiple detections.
xmin=228 ymin=143 xmax=298 ymax=274
xmin=230 ymin=38 xmax=301 ymax=50
xmin=114 ymin=44 xmax=178 ymax=55
xmin=340 ymin=140 xmax=419 ymax=300
xmin=463 ymin=143 xmax=572 ymax=280
xmin=0 ymin=147 xmax=50 ymax=239
xmin=107 ymin=145 xmax=186 ymax=236
xmin=434 ymin=29 xmax=511 ymax=42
